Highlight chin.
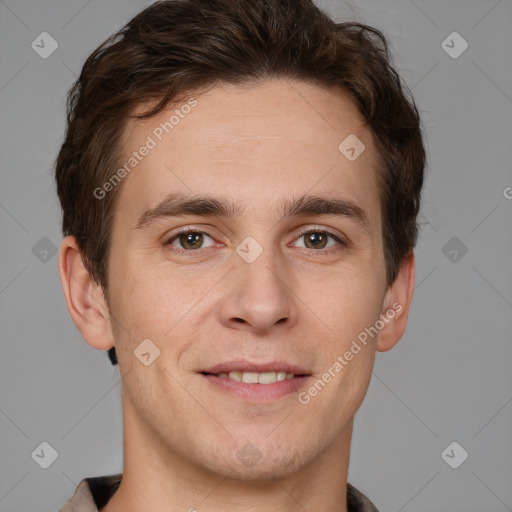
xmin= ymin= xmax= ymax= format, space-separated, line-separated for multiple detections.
xmin=197 ymin=439 xmax=315 ymax=482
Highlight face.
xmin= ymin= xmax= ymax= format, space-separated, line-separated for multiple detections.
xmin=105 ymin=78 xmax=390 ymax=480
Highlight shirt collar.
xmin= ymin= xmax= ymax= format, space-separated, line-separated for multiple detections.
xmin=59 ymin=474 xmax=380 ymax=512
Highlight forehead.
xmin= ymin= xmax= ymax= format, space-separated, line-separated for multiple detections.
xmin=114 ymin=79 xmax=381 ymax=231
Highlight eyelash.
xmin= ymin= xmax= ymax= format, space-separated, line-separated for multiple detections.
xmin=162 ymin=226 xmax=348 ymax=256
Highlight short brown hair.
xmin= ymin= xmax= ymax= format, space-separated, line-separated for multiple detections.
xmin=55 ymin=0 xmax=426 ymax=365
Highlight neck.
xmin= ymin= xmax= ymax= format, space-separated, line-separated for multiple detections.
xmin=101 ymin=400 xmax=352 ymax=512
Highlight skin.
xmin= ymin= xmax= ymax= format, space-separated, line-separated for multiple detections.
xmin=59 ymin=78 xmax=415 ymax=512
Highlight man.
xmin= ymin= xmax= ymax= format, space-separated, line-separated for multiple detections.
xmin=56 ymin=0 xmax=425 ymax=510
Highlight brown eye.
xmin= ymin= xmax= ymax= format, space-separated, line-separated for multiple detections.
xmin=164 ymin=230 xmax=216 ymax=251
xmin=303 ymin=232 xmax=329 ymax=249
xmin=178 ymin=232 xmax=204 ymax=250
xmin=293 ymin=230 xmax=346 ymax=251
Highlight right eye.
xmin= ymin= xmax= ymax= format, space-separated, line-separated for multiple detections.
xmin=163 ymin=229 xmax=218 ymax=253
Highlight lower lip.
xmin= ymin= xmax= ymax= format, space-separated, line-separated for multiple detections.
xmin=200 ymin=373 xmax=312 ymax=401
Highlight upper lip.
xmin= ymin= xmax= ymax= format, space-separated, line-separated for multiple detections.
xmin=200 ymin=360 xmax=310 ymax=375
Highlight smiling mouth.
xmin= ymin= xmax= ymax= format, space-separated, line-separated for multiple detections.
xmin=200 ymin=371 xmax=309 ymax=384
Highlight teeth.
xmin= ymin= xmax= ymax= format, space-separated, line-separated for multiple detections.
xmin=241 ymin=371 xmax=259 ymax=383
xmin=217 ymin=371 xmax=296 ymax=383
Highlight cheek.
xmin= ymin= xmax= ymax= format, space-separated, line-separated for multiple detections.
xmin=110 ymin=263 xmax=213 ymax=369
xmin=111 ymin=256 xmax=177 ymax=325
xmin=313 ymin=269 xmax=384 ymax=336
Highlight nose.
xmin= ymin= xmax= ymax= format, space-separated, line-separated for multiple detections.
xmin=218 ymin=247 xmax=298 ymax=334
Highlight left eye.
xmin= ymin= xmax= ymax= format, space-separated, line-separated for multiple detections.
xmin=292 ymin=230 xmax=344 ymax=250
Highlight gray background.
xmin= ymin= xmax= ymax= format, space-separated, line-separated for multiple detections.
xmin=0 ymin=0 xmax=511 ymax=510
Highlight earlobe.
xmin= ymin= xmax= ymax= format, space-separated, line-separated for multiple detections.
xmin=58 ymin=235 xmax=115 ymax=351
xmin=376 ymin=251 xmax=416 ymax=353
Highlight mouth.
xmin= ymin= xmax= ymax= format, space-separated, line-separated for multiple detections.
xmin=198 ymin=361 xmax=313 ymax=401
xmin=200 ymin=370 xmax=309 ymax=384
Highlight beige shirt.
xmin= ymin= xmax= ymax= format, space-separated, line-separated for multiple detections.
xmin=59 ymin=474 xmax=380 ymax=511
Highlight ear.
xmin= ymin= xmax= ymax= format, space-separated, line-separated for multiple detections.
xmin=58 ymin=235 xmax=115 ymax=351
xmin=376 ymin=251 xmax=416 ymax=353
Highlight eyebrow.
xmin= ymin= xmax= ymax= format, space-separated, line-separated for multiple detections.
xmin=133 ymin=192 xmax=371 ymax=233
